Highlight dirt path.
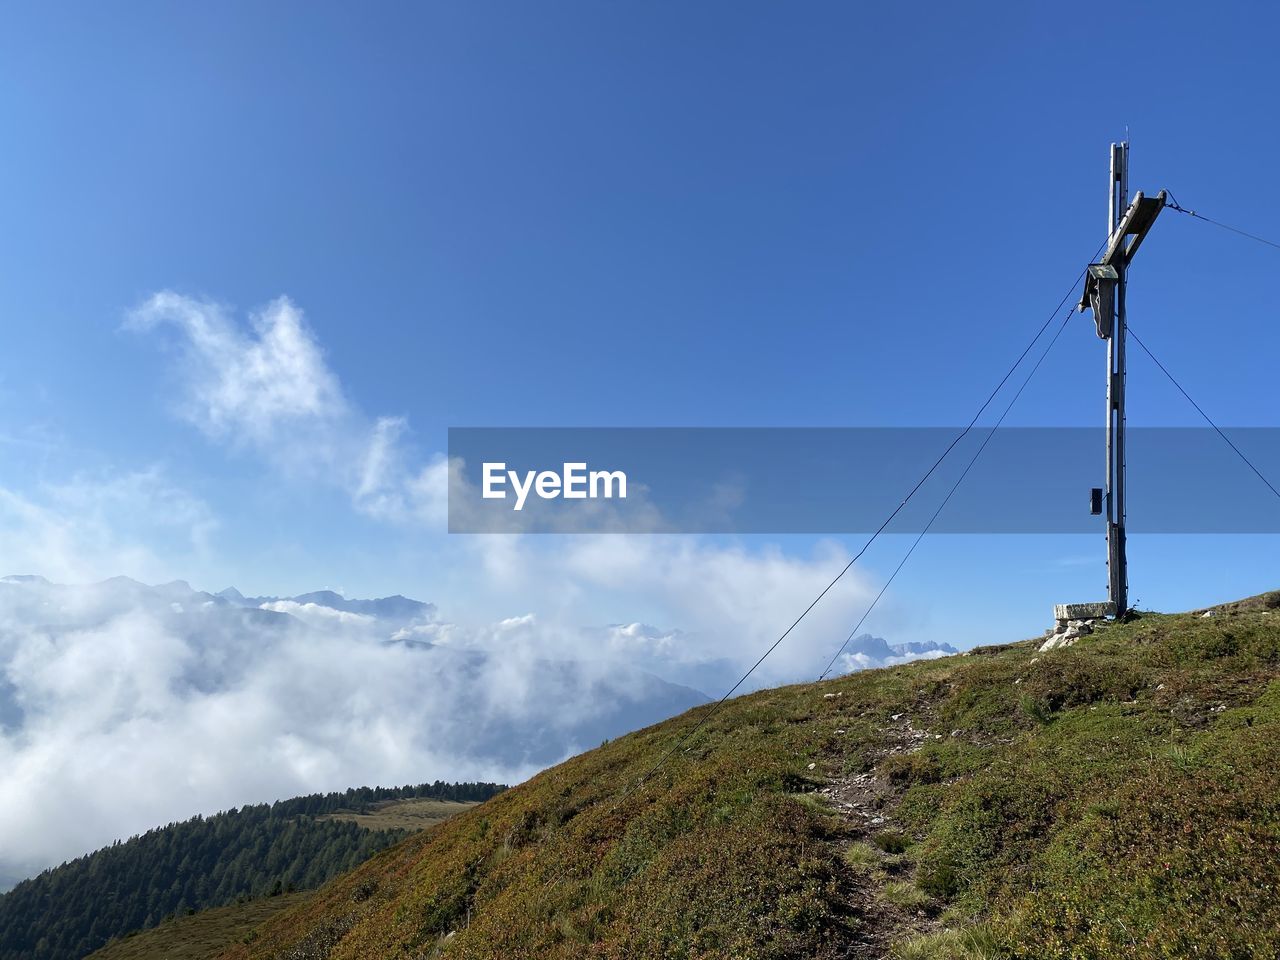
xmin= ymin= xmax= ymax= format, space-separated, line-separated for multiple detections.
xmin=819 ymin=709 xmax=944 ymax=959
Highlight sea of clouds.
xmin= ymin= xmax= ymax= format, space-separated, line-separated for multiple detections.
xmin=0 ymin=574 xmax=705 ymax=886
xmin=0 ymin=292 xmax=950 ymax=888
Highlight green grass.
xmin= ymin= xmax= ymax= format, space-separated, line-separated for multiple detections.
xmin=892 ymin=925 xmax=1001 ymax=960
xmin=213 ymin=597 xmax=1280 ymax=960
xmin=319 ymin=798 xmax=479 ymax=832
xmin=880 ymin=881 xmax=932 ymax=910
xmin=842 ymin=841 xmax=882 ymax=869
xmin=85 ymin=895 xmax=307 ymax=960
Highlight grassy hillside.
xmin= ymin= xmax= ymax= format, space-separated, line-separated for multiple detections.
xmin=85 ymin=895 xmax=307 ymax=960
xmin=320 ymin=799 xmax=480 ymax=833
xmin=218 ymin=596 xmax=1280 ymax=959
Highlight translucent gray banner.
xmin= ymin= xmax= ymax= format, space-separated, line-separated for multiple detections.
xmin=447 ymin=427 xmax=1280 ymax=534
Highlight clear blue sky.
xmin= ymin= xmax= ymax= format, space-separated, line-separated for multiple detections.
xmin=1 ymin=2 xmax=1277 ymax=649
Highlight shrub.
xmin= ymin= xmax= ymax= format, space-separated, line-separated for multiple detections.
xmin=873 ymin=831 xmax=911 ymax=854
xmin=1016 ymin=694 xmax=1052 ymax=726
xmin=880 ymin=751 xmax=944 ymax=786
xmin=917 ymin=857 xmax=962 ymax=899
xmin=1019 ymin=651 xmax=1142 ymax=713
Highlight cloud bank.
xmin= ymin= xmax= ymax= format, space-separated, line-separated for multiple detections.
xmin=0 ymin=577 xmax=709 ymax=887
xmin=0 ymin=291 xmax=957 ymax=889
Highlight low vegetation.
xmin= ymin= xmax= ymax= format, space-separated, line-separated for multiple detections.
xmin=320 ymin=798 xmax=480 ymax=833
xmin=209 ymin=594 xmax=1280 ymax=958
xmin=85 ymin=895 xmax=308 ymax=960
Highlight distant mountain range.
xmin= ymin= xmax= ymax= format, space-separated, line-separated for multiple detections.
xmin=0 ymin=574 xmax=712 ymax=769
xmin=215 ymin=586 xmax=436 ymax=624
xmin=0 ymin=575 xmax=437 ymax=627
xmin=842 ymin=632 xmax=957 ymax=662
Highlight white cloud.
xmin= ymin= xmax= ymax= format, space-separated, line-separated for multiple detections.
xmin=352 ymin=419 xmax=452 ymax=528
xmin=128 ymin=292 xmax=450 ymax=528
xmin=117 ymin=289 xmax=953 ymax=694
xmin=0 ymin=578 xmax=712 ymax=884
xmin=0 ymin=469 xmax=217 ymax=585
xmin=456 ymin=533 xmax=876 ymax=688
xmin=257 ymin=600 xmax=378 ymax=631
xmin=837 ymin=647 xmax=951 ymax=673
xmin=127 ymin=293 xmax=345 ymax=443
xmin=602 ymin=622 xmax=681 ymax=657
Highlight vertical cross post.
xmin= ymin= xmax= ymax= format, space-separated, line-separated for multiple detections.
xmin=1079 ymin=147 xmax=1163 ymax=619
xmin=1106 ymin=142 xmax=1129 ymax=616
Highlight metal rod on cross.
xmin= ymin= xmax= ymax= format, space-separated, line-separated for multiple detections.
xmin=1079 ymin=142 xmax=1165 ymax=618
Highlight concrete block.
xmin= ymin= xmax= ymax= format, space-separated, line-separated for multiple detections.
xmin=1053 ymin=602 xmax=1115 ymax=621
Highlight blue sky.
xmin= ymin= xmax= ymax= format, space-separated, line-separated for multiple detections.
xmin=1 ymin=2 xmax=1278 ymax=654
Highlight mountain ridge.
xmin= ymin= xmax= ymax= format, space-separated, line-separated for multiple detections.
xmin=0 ymin=783 xmax=505 ymax=960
